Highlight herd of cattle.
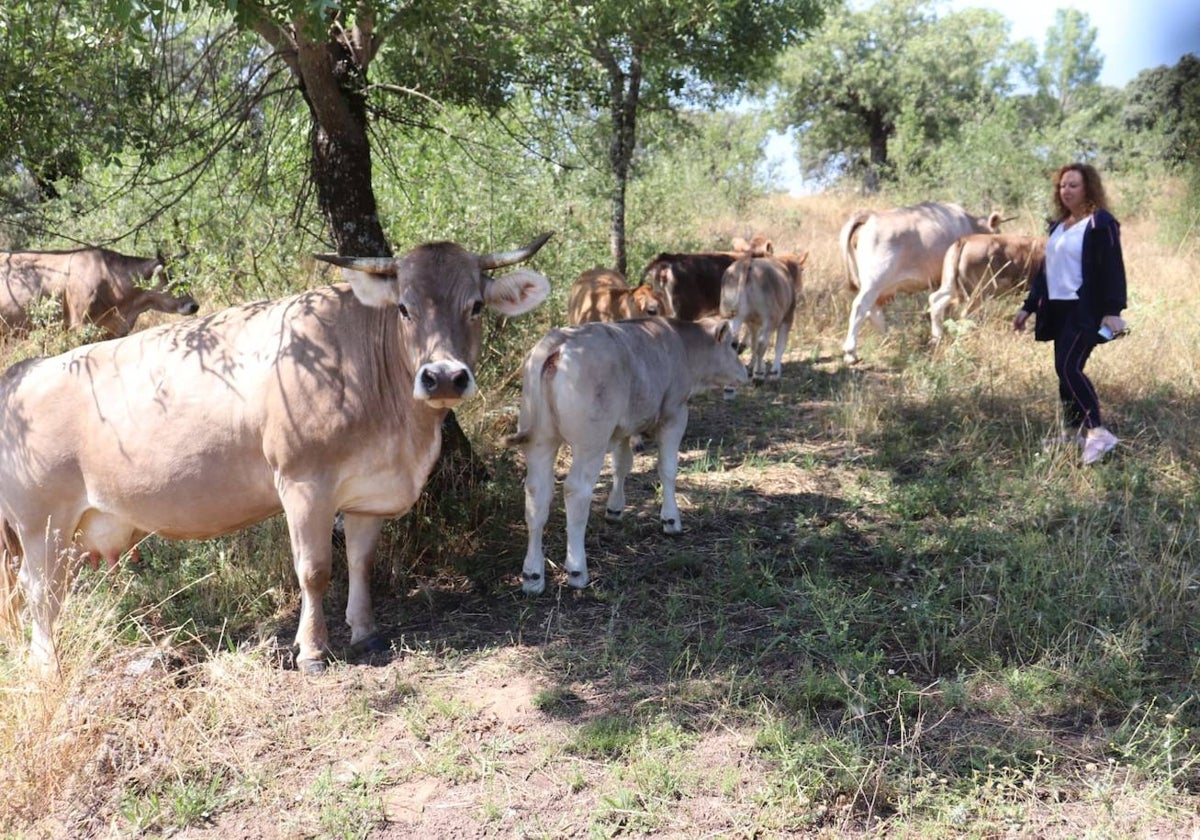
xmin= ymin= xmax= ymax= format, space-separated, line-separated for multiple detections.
xmin=0 ymin=201 xmax=1045 ymax=672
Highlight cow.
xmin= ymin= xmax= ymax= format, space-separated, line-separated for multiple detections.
xmin=719 ymin=255 xmax=797 ymax=386
xmin=0 ymin=247 xmax=200 ymax=339
xmin=567 ymin=267 xmax=669 ymax=324
xmin=839 ymin=202 xmax=1003 ymax=362
xmin=509 ymin=316 xmax=748 ymax=595
xmin=0 ymin=233 xmax=553 ymax=673
xmin=928 ymin=234 xmax=1046 ymax=342
xmin=638 ymin=251 xmax=737 ymax=321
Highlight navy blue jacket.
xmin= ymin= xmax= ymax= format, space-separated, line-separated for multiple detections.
xmin=1021 ymin=208 xmax=1127 ymax=342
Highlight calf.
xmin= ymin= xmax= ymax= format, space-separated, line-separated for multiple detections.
xmin=928 ymin=234 xmax=1046 ymax=342
xmin=510 ymin=317 xmax=748 ymax=594
xmin=567 ymin=267 xmax=669 ymax=323
xmin=719 ymin=256 xmax=796 ymax=385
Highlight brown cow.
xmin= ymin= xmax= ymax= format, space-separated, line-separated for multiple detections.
xmin=0 ymin=247 xmax=199 ymax=339
xmin=638 ymin=251 xmax=737 ymax=321
xmin=567 ymin=267 xmax=669 ymax=324
xmin=0 ymin=233 xmax=553 ymax=672
xmin=839 ymin=203 xmax=1003 ymax=362
xmin=928 ymin=234 xmax=1046 ymax=342
xmin=509 ymin=316 xmax=747 ymax=595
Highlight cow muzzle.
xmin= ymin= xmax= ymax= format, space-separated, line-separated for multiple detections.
xmin=415 ymin=360 xmax=477 ymax=407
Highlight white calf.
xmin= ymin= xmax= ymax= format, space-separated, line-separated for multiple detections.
xmin=509 ymin=317 xmax=748 ymax=594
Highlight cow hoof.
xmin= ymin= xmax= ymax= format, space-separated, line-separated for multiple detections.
xmin=843 ymin=351 xmax=859 ymax=365
xmin=522 ymin=572 xmax=544 ymax=596
xmin=567 ymin=569 xmax=589 ymax=589
xmin=298 ymin=658 xmax=327 ymax=676
xmin=605 ymin=508 xmax=623 ymax=522
xmin=351 ymin=634 xmax=389 ymax=655
xmin=752 ymin=376 xmax=765 ymax=387
xmin=661 ymin=518 xmax=683 ymax=535
xmin=723 ymin=386 xmax=738 ymax=401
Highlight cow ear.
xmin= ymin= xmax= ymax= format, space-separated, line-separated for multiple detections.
xmin=715 ymin=319 xmax=733 ymax=344
xmin=484 ymin=268 xmax=550 ymax=317
xmin=343 ymin=270 xmax=401 ymax=308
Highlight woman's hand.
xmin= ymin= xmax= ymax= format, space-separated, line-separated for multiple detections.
xmin=1100 ymin=314 xmax=1127 ymax=335
xmin=1013 ymin=309 xmax=1031 ymax=332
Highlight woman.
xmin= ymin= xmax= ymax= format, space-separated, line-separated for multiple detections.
xmin=1013 ymin=163 xmax=1128 ymax=465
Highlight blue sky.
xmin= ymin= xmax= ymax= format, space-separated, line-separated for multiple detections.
xmin=763 ymin=1 xmax=1200 ymax=192
xmin=946 ymin=0 xmax=1200 ymax=86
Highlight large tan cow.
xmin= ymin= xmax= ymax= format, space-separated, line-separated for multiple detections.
xmin=928 ymin=234 xmax=1046 ymax=342
xmin=0 ymin=233 xmax=553 ymax=672
xmin=0 ymin=247 xmax=199 ymax=339
xmin=509 ymin=316 xmax=748 ymax=595
xmin=719 ymin=255 xmax=797 ymax=385
xmin=840 ymin=203 xmax=1002 ymax=362
xmin=567 ymin=267 xmax=669 ymax=323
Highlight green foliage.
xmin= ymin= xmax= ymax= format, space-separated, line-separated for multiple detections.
xmin=1039 ymin=8 xmax=1104 ymax=114
xmin=774 ymin=0 xmax=1017 ymax=188
xmin=1122 ymin=53 xmax=1200 ymax=168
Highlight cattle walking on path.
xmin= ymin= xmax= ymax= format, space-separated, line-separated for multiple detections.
xmin=839 ymin=202 xmax=1003 ymax=362
xmin=509 ymin=316 xmax=748 ymax=595
xmin=0 ymin=233 xmax=553 ymax=673
xmin=0 ymin=247 xmax=199 ymax=339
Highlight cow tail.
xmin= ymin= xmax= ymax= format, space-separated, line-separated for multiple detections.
xmin=839 ymin=211 xmax=871 ymax=292
xmin=504 ymin=335 xmax=565 ymax=448
xmin=0 ymin=519 xmax=23 ymax=646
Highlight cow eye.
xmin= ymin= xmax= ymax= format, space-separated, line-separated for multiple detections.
xmin=470 ymin=300 xmax=484 ymax=318
xmin=397 ymin=303 xmax=411 ymax=320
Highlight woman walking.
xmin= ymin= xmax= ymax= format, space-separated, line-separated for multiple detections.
xmin=1013 ymin=163 xmax=1128 ymax=465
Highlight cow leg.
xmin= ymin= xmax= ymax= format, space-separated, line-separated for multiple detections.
xmin=844 ymin=289 xmax=873 ymax=360
xmin=605 ymin=437 xmax=635 ymax=521
xmin=563 ymin=446 xmax=606 ymax=590
xmin=340 ymin=513 xmax=385 ymax=654
xmin=725 ymin=317 xmax=748 ymax=401
xmin=753 ymin=324 xmax=770 ymax=383
xmin=770 ymin=320 xmax=791 ymax=379
xmin=656 ymin=409 xmax=689 ymax=535
xmin=16 ymin=525 xmax=74 ymax=669
xmin=280 ymin=487 xmax=338 ymax=673
xmin=521 ymin=442 xmax=558 ymax=595
xmin=928 ymin=288 xmax=952 ymax=342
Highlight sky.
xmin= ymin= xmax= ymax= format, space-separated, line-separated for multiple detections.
xmin=763 ymin=0 xmax=1200 ymax=193
xmin=947 ymin=0 xmax=1200 ymax=87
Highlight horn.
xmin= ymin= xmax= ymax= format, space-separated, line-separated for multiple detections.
xmin=312 ymin=254 xmax=396 ymax=276
xmin=478 ymin=231 xmax=554 ymax=270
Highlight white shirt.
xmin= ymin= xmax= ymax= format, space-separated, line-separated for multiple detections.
xmin=1045 ymin=215 xmax=1091 ymax=300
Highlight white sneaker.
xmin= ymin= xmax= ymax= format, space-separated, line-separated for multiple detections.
xmin=1082 ymin=427 xmax=1119 ymax=465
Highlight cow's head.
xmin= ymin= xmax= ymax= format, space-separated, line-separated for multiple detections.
xmin=92 ymin=256 xmax=201 ymax=338
xmin=316 ymin=232 xmax=552 ymax=408
xmin=630 ymin=283 xmax=670 ymax=318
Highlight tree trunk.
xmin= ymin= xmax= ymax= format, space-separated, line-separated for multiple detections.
xmin=606 ymin=52 xmax=642 ymax=276
xmin=292 ymin=34 xmax=390 ymax=258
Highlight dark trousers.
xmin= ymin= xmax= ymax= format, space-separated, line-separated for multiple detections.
xmin=1050 ymin=303 xmax=1101 ymax=429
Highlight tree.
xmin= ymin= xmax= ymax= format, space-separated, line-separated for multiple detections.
xmin=522 ymin=0 xmax=825 ymax=274
xmin=1037 ymin=8 xmax=1103 ymax=116
xmin=773 ymin=0 xmax=1017 ymax=190
xmin=0 ymin=0 xmax=159 ymax=213
xmin=1123 ymin=53 xmax=1200 ymax=168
